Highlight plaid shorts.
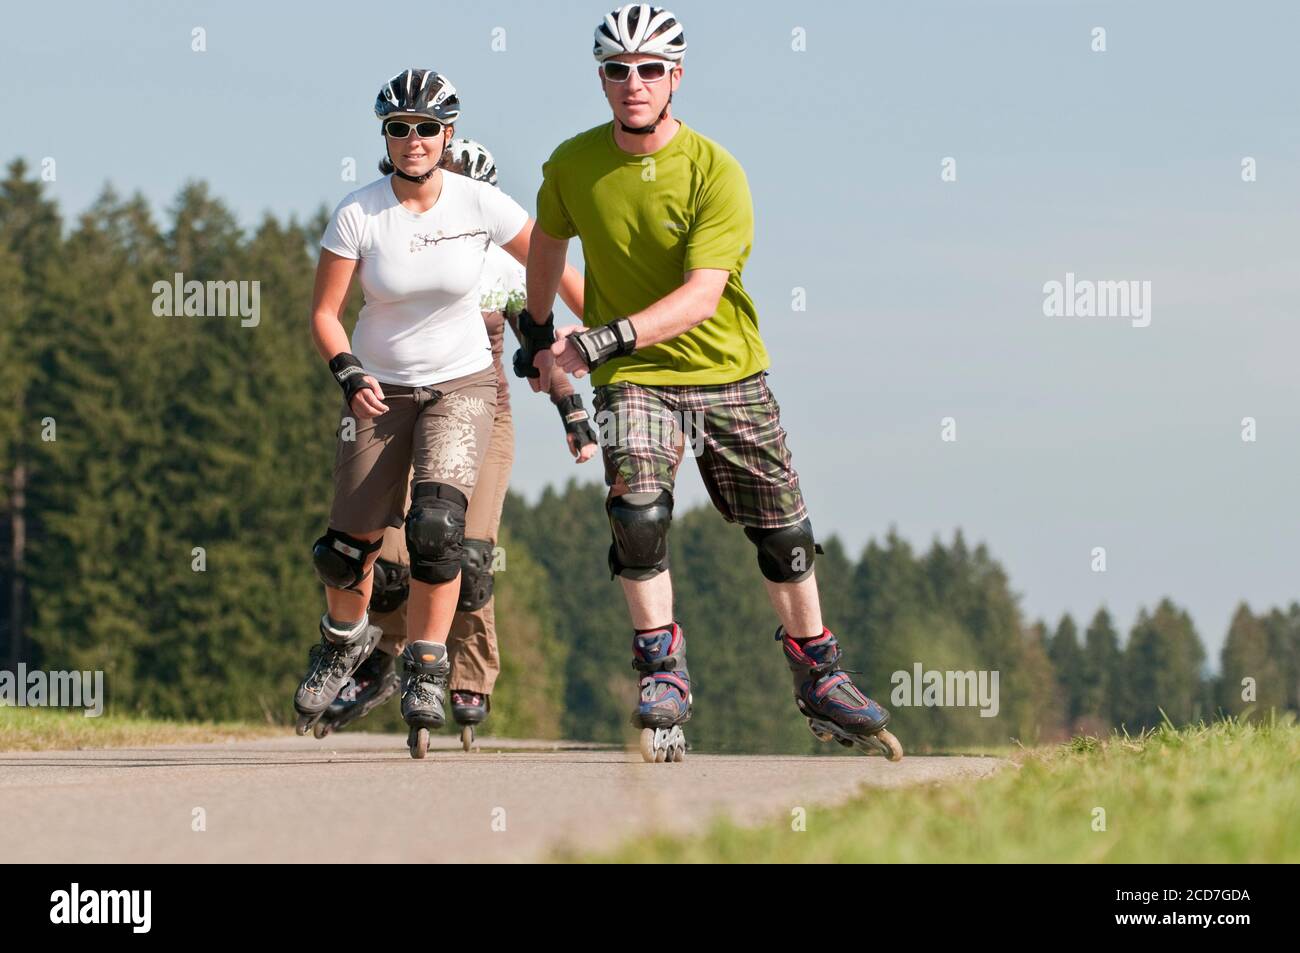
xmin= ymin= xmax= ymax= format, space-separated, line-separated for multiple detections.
xmin=591 ymin=371 xmax=808 ymax=530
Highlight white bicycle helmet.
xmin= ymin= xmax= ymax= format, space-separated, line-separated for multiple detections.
xmin=447 ymin=138 xmax=498 ymax=187
xmin=593 ymin=4 xmax=686 ymax=63
xmin=375 ymin=68 xmax=460 ymax=123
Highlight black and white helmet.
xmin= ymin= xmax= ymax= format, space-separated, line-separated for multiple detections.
xmin=374 ymin=68 xmax=461 ymax=123
xmin=593 ymin=4 xmax=686 ymax=63
xmin=447 ymin=138 xmax=498 ymax=187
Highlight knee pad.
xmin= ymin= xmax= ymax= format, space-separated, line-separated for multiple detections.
xmin=405 ymin=482 xmax=468 ymax=585
xmin=369 ymin=558 xmax=410 ymax=614
xmin=312 ymin=528 xmax=381 ymax=593
xmin=457 ymin=538 xmax=495 ymax=612
xmin=607 ymin=490 xmax=673 ymax=580
xmin=744 ymin=518 xmax=824 ymax=583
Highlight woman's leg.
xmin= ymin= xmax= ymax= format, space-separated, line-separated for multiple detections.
xmin=406 ymin=369 xmax=498 ymax=647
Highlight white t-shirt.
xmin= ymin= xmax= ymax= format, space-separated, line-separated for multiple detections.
xmin=321 ymin=173 xmax=529 ymax=386
xmin=479 ymin=242 xmax=527 ymax=316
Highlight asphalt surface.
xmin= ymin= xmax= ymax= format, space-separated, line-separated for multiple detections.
xmin=0 ymin=734 xmax=1009 ymax=862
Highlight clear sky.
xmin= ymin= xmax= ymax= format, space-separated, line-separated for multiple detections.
xmin=4 ymin=0 xmax=1298 ymax=662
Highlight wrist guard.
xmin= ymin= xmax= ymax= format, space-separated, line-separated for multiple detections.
xmin=572 ymin=318 xmax=637 ymax=370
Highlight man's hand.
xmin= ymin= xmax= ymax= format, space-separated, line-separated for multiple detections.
xmin=552 ymin=325 xmax=591 ymax=378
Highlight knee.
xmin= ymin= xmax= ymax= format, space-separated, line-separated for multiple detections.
xmin=405 ymin=482 xmax=469 ymax=584
xmin=744 ymin=517 xmax=823 ymax=583
xmin=457 ymin=538 xmax=495 ymax=611
xmin=311 ymin=528 xmax=382 ymax=594
xmin=369 ymin=557 xmax=410 ymax=613
xmin=607 ymin=490 xmax=672 ymax=580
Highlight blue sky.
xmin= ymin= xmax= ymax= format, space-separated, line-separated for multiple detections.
xmin=4 ymin=0 xmax=1298 ymax=661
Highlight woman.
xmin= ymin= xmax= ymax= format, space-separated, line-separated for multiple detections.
xmin=293 ymin=69 xmax=585 ymax=758
xmin=311 ymin=139 xmax=599 ymax=751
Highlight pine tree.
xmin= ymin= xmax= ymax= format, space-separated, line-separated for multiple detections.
xmin=1220 ymin=603 xmax=1286 ymax=719
xmin=1079 ymin=607 xmax=1122 ymax=732
xmin=1122 ymin=599 xmax=1207 ymax=729
xmin=1047 ymin=613 xmax=1085 ymax=732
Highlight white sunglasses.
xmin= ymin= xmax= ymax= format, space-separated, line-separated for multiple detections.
xmin=600 ymin=60 xmax=677 ymax=83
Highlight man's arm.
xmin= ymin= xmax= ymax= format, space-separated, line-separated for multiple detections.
xmin=551 ymin=268 xmax=728 ymax=378
xmin=619 ymin=268 xmax=728 ymax=348
xmin=525 ymin=223 xmax=569 ymax=325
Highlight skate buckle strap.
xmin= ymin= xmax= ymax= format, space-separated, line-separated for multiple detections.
xmin=814 ymin=671 xmax=866 ymax=704
xmin=779 ymin=626 xmax=843 ymax=673
xmin=642 ymin=671 xmax=689 ymax=696
xmin=632 ymin=652 xmax=684 ymax=674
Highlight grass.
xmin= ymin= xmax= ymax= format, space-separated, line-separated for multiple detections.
xmin=0 ymin=706 xmax=284 ymax=752
xmin=582 ymin=716 xmax=1300 ymax=863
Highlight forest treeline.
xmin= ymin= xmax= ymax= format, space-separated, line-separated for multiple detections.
xmin=1 ymin=160 xmax=1296 ymax=751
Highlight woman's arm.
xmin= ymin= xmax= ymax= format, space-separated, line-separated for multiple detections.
xmin=501 ymin=219 xmax=583 ymax=319
xmin=310 ymin=250 xmax=358 ymax=360
xmin=310 ymin=249 xmax=388 ymax=416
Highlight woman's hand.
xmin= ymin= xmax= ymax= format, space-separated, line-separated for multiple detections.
xmin=529 ymin=348 xmax=554 ymax=394
xmin=349 ymin=376 xmax=390 ymax=418
xmin=567 ymin=433 xmax=598 ymax=463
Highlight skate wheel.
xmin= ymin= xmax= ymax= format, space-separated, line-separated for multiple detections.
xmin=670 ymin=743 xmax=685 ymax=763
xmin=875 ymin=728 xmax=904 ymax=762
xmin=638 ymin=727 xmax=657 ymax=763
xmin=460 ymin=725 xmax=475 ymax=753
xmin=409 ymin=727 xmax=429 ymax=760
xmin=808 ymin=725 xmax=834 ymax=744
xmin=312 ymin=719 xmax=332 ymax=740
xmin=295 ymin=714 xmax=315 ymax=736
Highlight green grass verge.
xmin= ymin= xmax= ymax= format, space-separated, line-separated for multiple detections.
xmin=0 ymin=706 xmax=284 ymax=751
xmin=583 ymin=716 xmax=1300 ymax=863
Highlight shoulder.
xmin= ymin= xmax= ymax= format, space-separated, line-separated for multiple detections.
xmin=455 ymin=174 xmax=525 ymax=216
xmin=679 ymin=125 xmax=746 ymax=182
xmin=332 ymin=176 xmax=394 ymax=216
xmin=545 ymin=122 xmax=613 ymax=167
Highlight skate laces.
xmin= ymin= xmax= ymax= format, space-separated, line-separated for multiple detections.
xmin=405 ymin=674 xmax=441 ymax=706
xmin=305 ymin=639 xmax=354 ymax=691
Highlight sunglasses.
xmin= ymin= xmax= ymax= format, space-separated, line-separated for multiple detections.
xmin=383 ymin=119 xmax=445 ymax=139
xmin=600 ymin=60 xmax=676 ymax=83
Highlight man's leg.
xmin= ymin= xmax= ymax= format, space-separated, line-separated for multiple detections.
xmin=692 ymin=373 xmax=900 ymax=757
xmin=760 ymin=571 xmax=824 ymax=638
xmin=594 ymin=382 xmax=692 ymax=755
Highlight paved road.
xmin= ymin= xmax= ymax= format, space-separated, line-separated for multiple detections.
xmin=0 ymin=734 xmax=1008 ymax=862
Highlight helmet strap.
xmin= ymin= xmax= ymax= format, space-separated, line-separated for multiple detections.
xmin=619 ymin=90 xmax=673 ymax=135
xmin=386 ymin=136 xmax=439 ymax=184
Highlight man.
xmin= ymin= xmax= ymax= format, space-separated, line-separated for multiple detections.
xmin=516 ymin=4 xmax=902 ymax=763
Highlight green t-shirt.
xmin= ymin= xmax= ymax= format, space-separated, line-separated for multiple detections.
xmin=535 ymin=121 xmax=770 ymax=386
